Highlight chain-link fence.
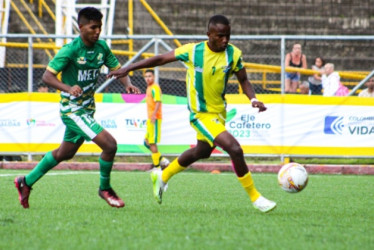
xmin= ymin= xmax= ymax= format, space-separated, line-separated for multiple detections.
xmin=0 ymin=34 xmax=373 ymax=95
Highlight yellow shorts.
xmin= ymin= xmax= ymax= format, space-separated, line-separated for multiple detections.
xmin=145 ymin=119 xmax=162 ymax=144
xmin=189 ymin=112 xmax=226 ymax=147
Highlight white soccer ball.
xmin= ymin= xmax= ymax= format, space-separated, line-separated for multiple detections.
xmin=278 ymin=162 xmax=308 ymax=193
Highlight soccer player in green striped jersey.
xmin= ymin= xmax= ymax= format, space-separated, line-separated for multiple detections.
xmin=14 ymin=7 xmax=140 ymax=209
xmin=108 ymin=15 xmax=276 ymax=212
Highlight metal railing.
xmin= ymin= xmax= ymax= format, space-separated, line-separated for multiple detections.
xmin=0 ymin=34 xmax=373 ymax=95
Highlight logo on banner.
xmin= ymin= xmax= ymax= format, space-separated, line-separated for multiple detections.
xmin=324 ymin=115 xmax=374 ymax=135
xmin=324 ymin=116 xmax=344 ymax=135
xmin=27 ymin=118 xmax=55 ymax=127
xmin=101 ymin=119 xmax=117 ymax=129
xmin=124 ymin=118 xmax=147 ymax=130
xmin=226 ymin=108 xmax=271 ymax=139
xmin=0 ymin=119 xmax=21 ymax=127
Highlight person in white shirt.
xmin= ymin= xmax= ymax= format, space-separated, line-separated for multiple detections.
xmin=358 ymin=77 xmax=374 ymax=97
xmin=321 ymin=63 xmax=340 ymax=96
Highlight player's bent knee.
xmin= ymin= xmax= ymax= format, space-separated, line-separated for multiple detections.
xmin=105 ymin=143 xmax=117 ymax=155
xmin=227 ymin=144 xmax=243 ymax=158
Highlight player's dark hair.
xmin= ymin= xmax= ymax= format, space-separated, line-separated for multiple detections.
xmin=145 ymin=69 xmax=154 ymax=74
xmin=78 ymin=7 xmax=103 ymax=24
xmin=208 ymin=15 xmax=230 ymax=30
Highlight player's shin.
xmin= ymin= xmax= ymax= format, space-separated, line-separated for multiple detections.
xmin=151 ymin=152 xmax=161 ymax=168
xmin=161 ymin=158 xmax=186 ymax=183
xmin=25 ymin=151 xmax=58 ymax=186
xmin=99 ymin=157 xmax=113 ymax=190
xmin=237 ymin=172 xmax=261 ymax=202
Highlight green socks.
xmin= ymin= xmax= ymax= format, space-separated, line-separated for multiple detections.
xmin=99 ymin=157 xmax=113 ymax=190
xmin=25 ymin=151 xmax=58 ymax=187
xmin=24 ymin=153 xmax=114 ymax=191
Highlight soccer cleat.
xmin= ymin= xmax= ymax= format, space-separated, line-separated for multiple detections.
xmin=160 ymin=157 xmax=170 ymax=169
xmin=98 ymin=188 xmax=125 ymax=208
xmin=252 ymin=196 xmax=277 ymax=213
xmin=150 ymin=168 xmax=168 ymax=204
xmin=14 ymin=176 xmax=32 ymax=209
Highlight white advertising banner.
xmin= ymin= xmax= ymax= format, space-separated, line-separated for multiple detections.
xmin=0 ymin=93 xmax=373 ymax=157
xmin=95 ymin=103 xmax=195 ymax=145
xmin=225 ymin=104 xmax=374 ymax=147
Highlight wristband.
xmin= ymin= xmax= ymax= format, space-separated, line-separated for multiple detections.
xmin=251 ymin=98 xmax=258 ymax=103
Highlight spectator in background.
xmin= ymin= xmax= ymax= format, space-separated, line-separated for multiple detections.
xmin=308 ymin=57 xmax=325 ymax=95
xmin=285 ymin=43 xmax=307 ymax=93
xmin=37 ymin=82 xmax=49 ymax=92
xmin=299 ymin=81 xmax=310 ymax=94
xmin=321 ymin=63 xmax=342 ymax=96
xmin=358 ymin=77 xmax=374 ymax=97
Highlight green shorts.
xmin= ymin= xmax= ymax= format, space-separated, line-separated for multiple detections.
xmin=61 ymin=112 xmax=104 ymax=144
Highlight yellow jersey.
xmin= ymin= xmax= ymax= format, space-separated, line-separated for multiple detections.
xmin=146 ymin=83 xmax=162 ymax=119
xmin=175 ymin=41 xmax=244 ymax=113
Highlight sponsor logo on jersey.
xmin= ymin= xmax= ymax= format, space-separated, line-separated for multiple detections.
xmin=97 ymin=53 xmax=104 ymax=64
xmin=78 ymin=69 xmax=100 ymax=81
xmin=77 ymin=57 xmax=87 ymax=64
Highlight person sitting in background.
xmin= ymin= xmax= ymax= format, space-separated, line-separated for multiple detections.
xmin=37 ymin=82 xmax=49 ymax=92
xmin=358 ymin=77 xmax=374 ymax=97
xmin=321 ymin=63 xmax=340 ymax=96
xmin=299 ymin=81 xmax=310 ymax=94
xmin=308 ymin=57 xmax=325 ymax=95
xmin=284 ymin=43 xmax=307 ymax=93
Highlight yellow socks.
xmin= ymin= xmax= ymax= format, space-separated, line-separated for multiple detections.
xmin=151 ymin=152 xmax=161 ymax=168
xmin=238 ymin=172 xmax=261 ymax=202
xmin=161 ymin=158 xmax=186 ymax=183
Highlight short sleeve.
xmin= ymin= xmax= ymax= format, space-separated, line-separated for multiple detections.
xmin=175 ymin=43 xmax=194 ymax=62
xmin=102 ymin=42 xmax=120 ymax=70
xmin=152 ymin=85 xmax=162 ymax=102
xmin=232 ymin=47 xmax=244 ymax=73
xmin=47 ymin=45 xmax=73 ymax=74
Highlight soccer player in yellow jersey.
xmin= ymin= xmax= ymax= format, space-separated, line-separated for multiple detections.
xmin=108 ymin=15 xmax=276 ymax=213
xmin=143 ymin=69 xmax=169 ymax=169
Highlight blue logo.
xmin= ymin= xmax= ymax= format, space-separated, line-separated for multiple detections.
xmin=324 ymin=116 xmax=344 ymax=135
xmin=100 ymin=119 xmax=117 ymax=129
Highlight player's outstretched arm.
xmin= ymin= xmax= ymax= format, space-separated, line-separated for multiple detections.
xmin=235 ymin=68 xmax=267 ymax=112
xmin=42 ymin=70 xmax=82 ymax=97
xmin=107 ymin=51 xmax=177 ymax=79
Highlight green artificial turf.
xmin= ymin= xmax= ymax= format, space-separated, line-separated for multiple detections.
xmin=0 ymin=170 xmax=373 ymax=250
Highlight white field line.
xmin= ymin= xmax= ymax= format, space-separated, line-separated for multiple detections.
xmin=0 ymin=170 xmax=363 ymax=178
xmin=0 ymin=171 xmax=235 ymax=178
xmin=0 ymin=171 xmax=99 ymax=177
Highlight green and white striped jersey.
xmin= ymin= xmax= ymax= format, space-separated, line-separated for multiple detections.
xmin=47 ymin=36 xmax=120 ymax=115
